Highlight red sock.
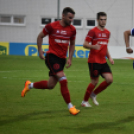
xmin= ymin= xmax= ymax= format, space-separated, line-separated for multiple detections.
xmin=84 ymin=83 xmax=95 ymax=101
xmin=94 ymin=81 xmax=110 ymax=95
xmin=59 ymin=79 xmax=71 ymax=104
xmin=33 ymin=80 xmax=49 ymax=89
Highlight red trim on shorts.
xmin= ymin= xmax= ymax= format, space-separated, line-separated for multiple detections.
xmin=91 ymin=63 xmax=93 ymax=76
xmin=89 ymin=63 xmax=93 ymax=77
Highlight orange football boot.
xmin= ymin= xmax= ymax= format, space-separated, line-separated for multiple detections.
xmin=69 ymin=106 xmax=80 ymax=115
xmin=21 ymin=80 xmax=31 ymax=97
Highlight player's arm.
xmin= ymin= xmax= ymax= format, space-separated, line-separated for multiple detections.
xmin=83 ymin=41 xmax=100 ymax=50
xmin=83 ymin=29 xmax=100 ymax=50
xmin=124 ymin=30 xmax=133 ymax=53
xmin=106 ymin=48 xmax=114 ymax=65
xmin=66 ymin=39 xmax=75 ymax=68
xmin=37 ymin=31 xmax=47 ymax=60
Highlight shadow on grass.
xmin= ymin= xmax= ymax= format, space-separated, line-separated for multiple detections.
xmin=0 ymin=109 xmax=66 ymax=126
xmin=61 ymin=116 xmax=134 ymax=133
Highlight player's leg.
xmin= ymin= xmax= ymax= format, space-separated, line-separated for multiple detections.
xmin=56 ymin=71 xmax=80 ymax=115
xmin=93 ymin=73 xmax=113 ymax=95
xmin=45 ymin=53 xmax=79 ymax=115
xmin=21 ymin=53 xmax=58 ymax=97
xmin=32 ymin=53 xmax=58 ymax=89
xmin=47 ymin=76 xmax=58 ymax=89
xmin=91 ymin=63 xmax=113 ymax=105
xmin=81 ymin=63 xmax=99 ymax=107
xmin=21 ymin=76 xmax=58 ymax=97
xmin=103 ymin=72 xmax=113 ymax=84
xmin=32 ymin=75 xmax=58 ymax=89
xmin=81 ymin=77 xmax=99 ymax=107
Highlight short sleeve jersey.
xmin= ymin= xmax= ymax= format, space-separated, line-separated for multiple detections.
xmin=43 ymin=21 xmax=76 ymax=58
xmin=131 ymin=28 xmax=134 ymax=36
xmin=85 ymin=26 xmax=110 ymax=64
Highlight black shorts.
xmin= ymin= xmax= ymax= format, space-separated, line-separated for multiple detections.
xmin=45 ymin=53 xmax=66 ymax=76
xmin=88 ymin=62 xmax=112 ymax=78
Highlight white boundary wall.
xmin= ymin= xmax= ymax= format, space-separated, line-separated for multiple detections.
xmin=0 ymin=0 xmax=134 ymax=59
xmin=108 ymin=46 xmax=134 ymax=59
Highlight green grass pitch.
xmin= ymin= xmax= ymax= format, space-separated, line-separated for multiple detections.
xmin=0 ymin=55 xmax=134 ymax=134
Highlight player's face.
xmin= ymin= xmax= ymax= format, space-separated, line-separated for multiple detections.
xmin=98 ymin=16 xmax=107 ymax=28
xmin=63 ymin=12 xmax=74 ymax=26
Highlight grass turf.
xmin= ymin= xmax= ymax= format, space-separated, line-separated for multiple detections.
xmin=0 ymin=55 xmax=134 ymax=134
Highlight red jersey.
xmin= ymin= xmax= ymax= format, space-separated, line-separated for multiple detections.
xmin=43 ymin=21 xmax=76 ymax=58
xmin=85 ymin=26 xmax=110 ymax=64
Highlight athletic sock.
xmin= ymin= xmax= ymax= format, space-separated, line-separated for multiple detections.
xmin=84 ymin=83 xmax=95 ymax=101
xmin=68 ymin=103 xmax=73 ymax=109
xmin=59 ymin=79 xmax=71 ymax=104
xmin=33 ymin=80 xmax=49 ymax=89
xmin=90 ymin=92 xmax=96 ymax=97
xmin=93 ymin=81 xmax=110 ymax=95
xmin=29 ymin=83 xmax=33 ymax=89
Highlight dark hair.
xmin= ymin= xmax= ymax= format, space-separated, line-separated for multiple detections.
xmin=97 ymin=12 xmax=107 ymax=19
xmin=62 ymin=7 xmax=75 ymax=15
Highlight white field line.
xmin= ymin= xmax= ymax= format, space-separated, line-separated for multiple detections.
xmin=1 ymin=75 xmax=134 ymax=78
xmin=1 ymin=76 xmax=89 ymax=78
xmin=0 ymin=70 xmax=89 ymax=73
xmin=1 ymin=76 xmax=134 ymax=85
xmin=0 ymin=69 xmax=132 ymax=73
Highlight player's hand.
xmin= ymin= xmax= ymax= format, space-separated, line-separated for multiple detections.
xmin=39 ymin=50 xmax=45 ymax=60
xmin=66 ymin=59 xmax=72 ymax=68
xmin=93 ymin=42 xmax=101 ymax=50
xmin=126 ymin=47 xmax=133 ymax=54
xmin=109 ymin=58 xmax=114 ymax=65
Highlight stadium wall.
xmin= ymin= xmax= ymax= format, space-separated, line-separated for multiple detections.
xmin=0 ymin=0 xmax=134 ymax=59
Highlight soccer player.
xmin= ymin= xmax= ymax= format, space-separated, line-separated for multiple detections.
xmin=81 ymin=12 xmax=114 ymax=107
xmin=124 ymin=29 xmax=134 ymax=53
xmin=21 ymin=7 xmax=80 ymax=115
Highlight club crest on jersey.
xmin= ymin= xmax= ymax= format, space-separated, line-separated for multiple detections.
xmin=98 ymin=33 xmax=101 ymax=37
xmin=56 ymin=30 xmax=60 ymax=33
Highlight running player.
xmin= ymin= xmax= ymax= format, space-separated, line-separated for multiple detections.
xmin=124 ymin=29 xmax=134 ymax=53
xmin=81 ymin=12 xmax=114 ymax=107
xmin=21 ymin=7 xmax=80 ymax=115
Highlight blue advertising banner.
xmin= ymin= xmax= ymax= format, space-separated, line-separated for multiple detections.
xmin=0 ymin=42 xmax=90 ymax=58
xmin=9 ymin=43 xmax=49 ymax=56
